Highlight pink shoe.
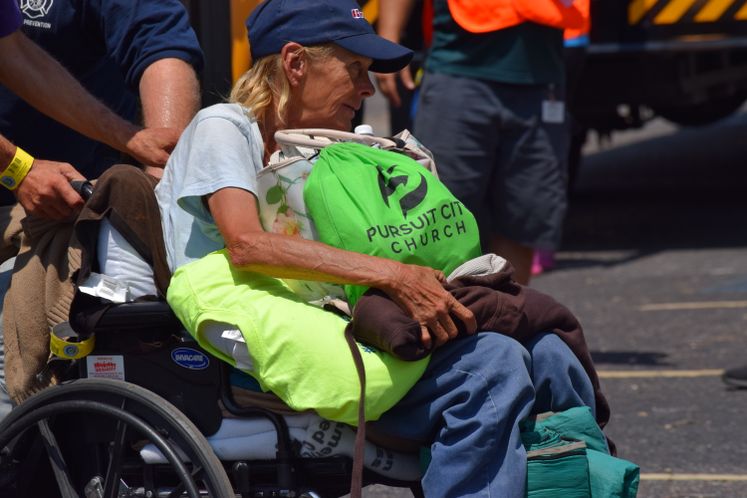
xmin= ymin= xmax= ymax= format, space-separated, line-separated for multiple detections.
xmin=531 ymin=250 xmax=556 ymax=276
xmin=531 ymin=251 xmax=544 ymax=276
xmin=537 ymin=249 xmax=556 ymax=270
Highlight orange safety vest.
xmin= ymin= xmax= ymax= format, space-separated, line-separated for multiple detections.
xmin=447 ymin=0 xmax=589 ymax=34
xmin=563 ymin=0 xmax=591 ymax=42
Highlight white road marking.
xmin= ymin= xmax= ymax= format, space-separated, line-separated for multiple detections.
xmin=642 ymin=473 xmax=747 ymax=481
xmin=639 ymin=300 xmax=747 ymax=311
xmin=598 ymin=369 xmax=724 ymax=379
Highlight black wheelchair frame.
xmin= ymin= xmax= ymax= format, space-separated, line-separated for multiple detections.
xmin=0 ymin=300 xmax=424 ymax=498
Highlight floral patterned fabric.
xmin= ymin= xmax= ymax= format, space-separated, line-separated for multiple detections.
xmin=256 ymin=155 xmax=347 ymax=303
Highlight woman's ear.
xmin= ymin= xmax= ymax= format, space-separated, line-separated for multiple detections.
xmin=281 ymin=42 xmax=306 ymax=87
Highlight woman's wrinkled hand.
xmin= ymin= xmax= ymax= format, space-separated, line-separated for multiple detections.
xmin=383 ymin=263 xmax=477 ymax=350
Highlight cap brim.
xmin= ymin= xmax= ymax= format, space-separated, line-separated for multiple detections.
xmin=334 ymin=34 xmax=413 ymax=73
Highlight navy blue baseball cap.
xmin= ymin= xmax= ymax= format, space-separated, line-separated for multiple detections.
xmin=246 ymin=0 xmax=413 ymax=73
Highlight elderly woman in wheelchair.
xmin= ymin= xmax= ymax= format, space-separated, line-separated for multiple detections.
xmin=0 ymin=1 xmax=614 ymax=497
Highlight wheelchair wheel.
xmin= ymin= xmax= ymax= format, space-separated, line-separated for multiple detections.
xmin=0 ymin=378 xmax=234 ymax=498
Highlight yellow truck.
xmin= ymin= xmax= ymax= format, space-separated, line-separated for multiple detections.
xmin=576 ymin=0 xmax=747 ymax=131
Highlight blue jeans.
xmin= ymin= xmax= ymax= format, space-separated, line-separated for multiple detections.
xmin=371 ymin=332 xmax=596 ymax=498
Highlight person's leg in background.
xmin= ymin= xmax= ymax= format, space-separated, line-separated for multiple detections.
xmin=415 ymin=73 xmax=569 ymax=285
xmin=490 ymin=234 xmax=534 ymax=285
xmin=533 ymin=42 xmax=588 ymax=276
xmin=492 ymin=82 xmax=569 ymax=285
xmin=414 ymin=71 xmax=506 ymax=273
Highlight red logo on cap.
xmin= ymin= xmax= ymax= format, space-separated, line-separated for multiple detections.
xmin=351 ymin=8 xmax=364 ymax=19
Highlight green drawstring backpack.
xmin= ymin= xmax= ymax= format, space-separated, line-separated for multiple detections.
xmin=303 ymin=141 xmax=482 ymax=308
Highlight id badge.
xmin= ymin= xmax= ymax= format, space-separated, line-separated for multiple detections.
xmin=542 ymin=100 xmax=565 ymax=124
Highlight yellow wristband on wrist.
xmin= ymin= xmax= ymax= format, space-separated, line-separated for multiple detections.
xmin=1 ymin=146 xmax=34 ymax=190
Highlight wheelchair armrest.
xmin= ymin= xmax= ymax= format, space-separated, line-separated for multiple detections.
xmin=69 ymin=296 xmax=185 ymax=352
xmin=93 ymin=300 xmax=182 ymax=334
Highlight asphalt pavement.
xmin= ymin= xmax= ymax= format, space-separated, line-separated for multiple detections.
xmin=357 ymin=103 xmax=747 ymax=498
xmin=536 ymin=108 xmax=747 ymax=498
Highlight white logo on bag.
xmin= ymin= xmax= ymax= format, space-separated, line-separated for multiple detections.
xmin=20 ymin=0 xmax=53 ymax=19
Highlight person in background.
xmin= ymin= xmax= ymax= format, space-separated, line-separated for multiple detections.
xmin=378 ymin=0 xmax=589 ymax=285
xmin=352 ymin=0 xmax=425 ymax=134
xmin=371 ymin=0 xmax=427 ymax=133
xmin=0 ymin=0 xmax=203 ymax=409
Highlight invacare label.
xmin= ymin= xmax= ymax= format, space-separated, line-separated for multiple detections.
xmin=86 ymin=355 xmax=125 ymax=381
xmin=171 ymin=347 xmax=210 ymax=370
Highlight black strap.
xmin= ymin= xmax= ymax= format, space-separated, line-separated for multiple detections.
xmin=344 ymin=324 xmax=366 ymax=498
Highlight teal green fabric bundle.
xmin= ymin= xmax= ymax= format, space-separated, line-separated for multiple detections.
xmin=304 ymin=142 xmax=481 ymax=307
xmin=586 ymin=450 xmax=640 ymax=498
xmin=523 ymin=428 xmax=591 ymax=498
xmin=522 ymin=407 xmax=640 ymax=498
xmin=523 ymin=406 xmax=610 ymax=453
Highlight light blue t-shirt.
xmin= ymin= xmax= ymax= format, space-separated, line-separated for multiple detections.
xmin=155 ymin=103 xmax=265 ymax=272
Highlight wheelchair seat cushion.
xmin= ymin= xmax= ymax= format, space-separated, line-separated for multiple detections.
xmin=139 ymin=412 xmax=423 ymax=481
xmin=166 ymin=249 xmax=430 ymax=426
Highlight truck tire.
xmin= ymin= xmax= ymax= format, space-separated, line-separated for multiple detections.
xmin=654 ymin=93 xmax=747 ymax=127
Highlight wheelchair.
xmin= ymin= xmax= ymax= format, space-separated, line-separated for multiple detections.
xmin=0 ymin=299 xmax=424 ymax=498
xmin=0 ymin=167 xmax=427 ymax=497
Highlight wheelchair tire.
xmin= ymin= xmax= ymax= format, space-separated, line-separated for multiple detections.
xmin=0 ymin=378 xmax=235 ymax=498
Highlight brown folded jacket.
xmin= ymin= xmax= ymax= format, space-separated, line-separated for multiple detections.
xmin=73 ymin=164 xmax=170 ymax=296
xmin=351 ymin=264 xmax=611 ymax=428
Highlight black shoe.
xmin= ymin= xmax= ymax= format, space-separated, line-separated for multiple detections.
xmin=722 ymin=364 xmax=747 ymax=389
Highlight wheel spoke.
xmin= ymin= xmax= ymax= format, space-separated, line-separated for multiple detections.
xmin=37 ymin=419 xmax=81 ymax=498
xmin=168 ymin=465 xmax=205 ymax=498
xmin=102 ymin=418 xmax=128 ymax=498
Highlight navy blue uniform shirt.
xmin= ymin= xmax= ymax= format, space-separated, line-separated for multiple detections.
xmin=0 ymin=0 xmax=204 ymax=206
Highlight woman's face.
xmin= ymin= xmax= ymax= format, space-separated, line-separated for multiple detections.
xmin=291 ymin=45 xmax=376 ymax=131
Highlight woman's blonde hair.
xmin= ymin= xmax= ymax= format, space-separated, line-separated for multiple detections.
xmin=229 ymin=44 xmax=336 ymax=127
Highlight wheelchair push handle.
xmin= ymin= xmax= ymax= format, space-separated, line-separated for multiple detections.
xmin=71 ymin=179 xmax=94 ymax=201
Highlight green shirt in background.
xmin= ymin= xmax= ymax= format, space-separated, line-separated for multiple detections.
xmin=427 ymin=0 xmax=565 ymax=85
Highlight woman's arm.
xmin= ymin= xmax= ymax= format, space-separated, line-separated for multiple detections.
xmin=208 ymin=187 xmax=476 ymax=349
